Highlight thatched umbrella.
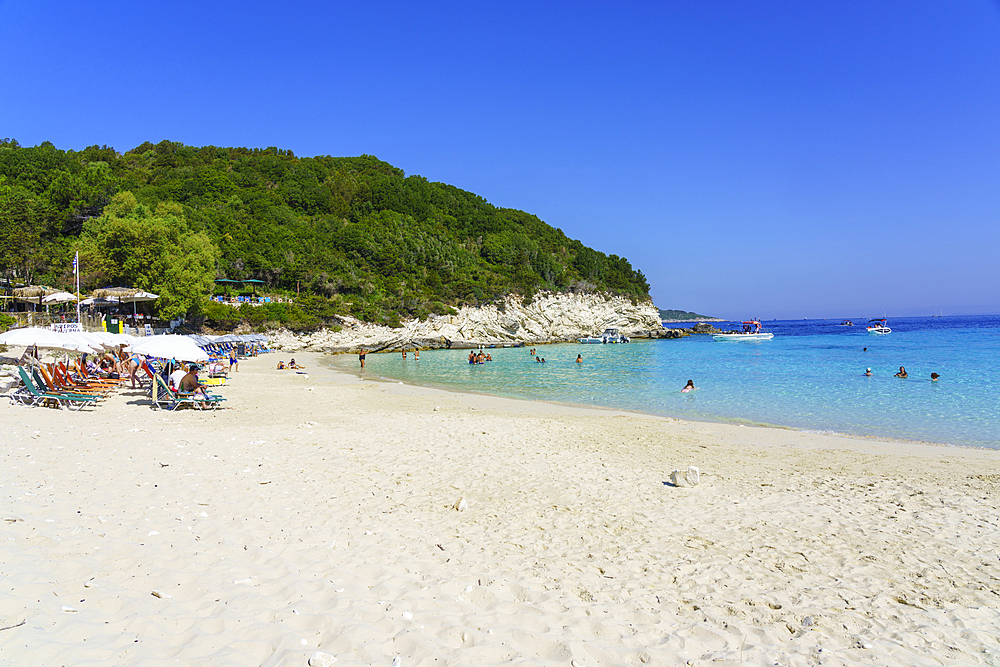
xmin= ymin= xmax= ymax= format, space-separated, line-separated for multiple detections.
xmin=92 ymin=287 xmax=141 ymax=299
xmin=13 ymin=286 xmax=57 ymax=310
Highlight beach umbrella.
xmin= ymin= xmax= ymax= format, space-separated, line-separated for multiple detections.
xmin=0 ymin=327 xmax=96 ymax=353
xmin=59 ymin=332 xmax=104 ymax=353
xmin=13 ymin=286 xmax=57 ymax=310
xmin=130 ymin=335 xmax=210 ymax=362
xmin=121 ymin=291 xmax=159 ymax=303
xmin=92 ymin=287 xmax=141 ymax=299
xmin=42 ymin=291 xmax=78 ymax=305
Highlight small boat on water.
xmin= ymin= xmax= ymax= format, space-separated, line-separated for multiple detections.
xmin=579 ymin=328 xmax=630 ymax=344
xmin=867 ymin=318 xmax=892 ymax=335
xmin=713 ymin=320 xmax=774 ymax=341
xmin=839 ymin=320 xmax=854 ymax=326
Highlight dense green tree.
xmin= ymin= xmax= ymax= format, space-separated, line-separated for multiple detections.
xmin=0 ymin=176 xmax=47 ymax=285
xmin=77 ymin=192 xmax=218 ymax=319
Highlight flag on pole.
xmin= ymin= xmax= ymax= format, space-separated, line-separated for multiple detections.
xmin=73 ymin=251 xmax=78 ymax=275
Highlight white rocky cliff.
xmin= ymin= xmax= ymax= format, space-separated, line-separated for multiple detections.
xmin=268 ymin=292 xmax=665 ymax=353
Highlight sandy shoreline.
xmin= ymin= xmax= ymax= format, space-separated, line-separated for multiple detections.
xmin=2 ymin=351 xmax=999 ymax=666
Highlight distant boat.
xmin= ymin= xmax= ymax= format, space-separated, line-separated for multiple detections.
xmin=839 ymin=320 xmax=854 ymax=326
xmin=579 ymin=328 xmax=630 ymax=344
xmin=867 ymin=318 xmax=891 ymax=334
xmin=713 ymin=320 xmax=774 ymax=341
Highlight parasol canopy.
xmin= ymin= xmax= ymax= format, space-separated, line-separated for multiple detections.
xmin=92 ymin=287 xmax=141 ymax=299
xmin=13 ymin=286 xmax=57 ymax=299
xmin=130 ymin=335 xmax=210 ymax=362
xmin=123 ymin=291 xmax=159 ymax=303
xmin=42 ymin=291 xmax=79 ymax=305
xmin=0 ymin=327 xmax=98 ymax=353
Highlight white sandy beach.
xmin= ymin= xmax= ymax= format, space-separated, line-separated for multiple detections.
xmin=2 ymin=351 xmax=999 ymax=666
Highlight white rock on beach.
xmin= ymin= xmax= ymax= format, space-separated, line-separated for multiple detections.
xmin=670 ymin=466 xmax=700 ymax=487
xmin=308 ymin=651 xmax=337 ymax=666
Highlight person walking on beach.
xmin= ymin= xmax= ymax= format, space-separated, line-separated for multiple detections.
xmin=359 ymin=349 xmax=367 ymax=368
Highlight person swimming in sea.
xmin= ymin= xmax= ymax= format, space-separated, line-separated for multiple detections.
xmin=895 ymin=366 xmax=908 ymax=378
xmin=865 ymin=368 xmax=872 ymax=376
xmin=931 ymin=372 xmax=940 ymax=381
xmin=576 ymin=354 xmax=582 ymax=363
xmin=468 ymin=351 xmax=476 ymax=365
xmin=681 ymin=379 xmax=695 ymax=393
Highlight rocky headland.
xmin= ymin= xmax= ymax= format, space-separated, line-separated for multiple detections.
xmin=267 ymin=292 xmax=683 ymax=353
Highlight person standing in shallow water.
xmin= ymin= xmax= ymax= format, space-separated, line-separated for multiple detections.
xmin=576 ymin=354 xmax=583 ymax=363
xmin=359 ymin=349 xmax=366 ymax=368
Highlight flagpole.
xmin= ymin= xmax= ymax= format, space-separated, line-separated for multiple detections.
xmin=74 ymin=251 xmax=80 ymax=325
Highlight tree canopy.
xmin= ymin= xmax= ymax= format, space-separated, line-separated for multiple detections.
xmin=0 ymin=138 xmax=651 ymax=325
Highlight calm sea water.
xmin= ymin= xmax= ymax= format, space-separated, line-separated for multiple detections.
xmin=326 ymin=316 xmax=1000 ymax=449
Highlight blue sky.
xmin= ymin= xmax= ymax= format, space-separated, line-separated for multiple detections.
xmin=2 ymin=1 xmax=998 ymax=318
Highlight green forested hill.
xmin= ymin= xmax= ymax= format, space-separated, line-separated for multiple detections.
xmin=658 ymin=309 xmax=720 ymax=321
xmin=0 ymin=139 xmax=649 ymax=326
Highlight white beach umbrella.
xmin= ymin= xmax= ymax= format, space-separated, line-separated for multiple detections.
xmin=74 ymin=331 xmax=115 ymax=350
xmin=42 ymin=291 xmax=79 ymax=305
xmin=121 ymin=291 xmax=159 ymax=303
xmin=59 ymin=332 xmax=103 ymax=353
xmin=0 ymin=327 xmax=95 ymax=353
xmin=85 ymin=331 xmax=122 ymax=348
xmin=130 ymin=335 xmax=210 ymax=362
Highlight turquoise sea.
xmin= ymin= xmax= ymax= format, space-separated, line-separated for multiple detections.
xmin=326 ymin=316 xmax=1000 ymax=449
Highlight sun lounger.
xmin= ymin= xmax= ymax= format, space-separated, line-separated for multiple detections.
xmin=33 ymin=367 xmax=103 ymax=403
xmin=56 ymin=362 xmax=118 ymax=393
xmin=40 ymin=366 xmax=109 ymax=399
xmin=11 ymin=367 xmax=97 ymax=411
xmin=151 ymin=374 xmax=225 ymax=411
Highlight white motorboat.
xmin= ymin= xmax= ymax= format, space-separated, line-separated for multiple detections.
xmin=713 ymin=320 xmax=774 ymax=341
xmin=867 ymin=318 xmax=891 ymax=334
xmin=578 ymin=328 xmax=630 ymax=344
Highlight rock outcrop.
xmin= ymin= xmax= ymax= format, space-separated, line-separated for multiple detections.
xmin=268 ymin=292 xmax=664 ymax=353
xmin=689 ymin=322 xmax=723 ymax=334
